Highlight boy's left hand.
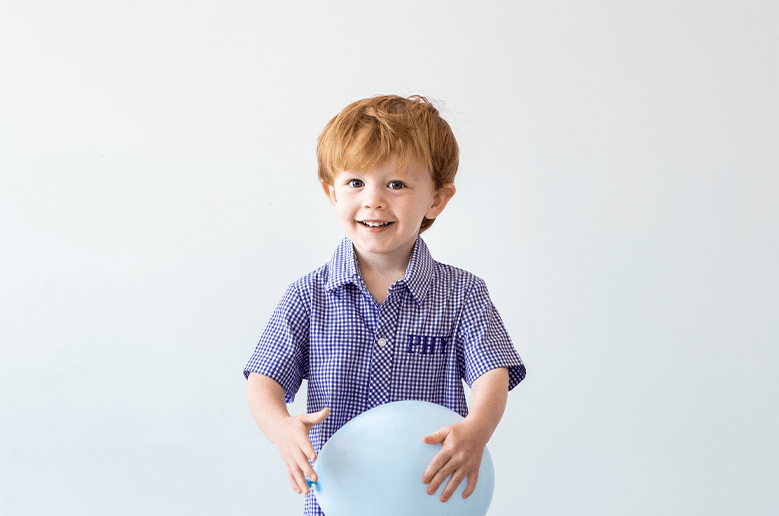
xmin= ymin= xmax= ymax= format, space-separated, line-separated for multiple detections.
xmin=421 ymin=419 xmax=489 ymax=502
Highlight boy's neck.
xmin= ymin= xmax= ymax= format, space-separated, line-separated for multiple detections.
xmin=353 ymin=242 xmax=415 ymax=304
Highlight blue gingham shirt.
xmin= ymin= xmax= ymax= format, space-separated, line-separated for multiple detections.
xmin=244 ymin=236 xmax=526 ymax=516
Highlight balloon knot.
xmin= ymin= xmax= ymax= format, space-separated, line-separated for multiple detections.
xmin=306 ymin=478 xmax=320 ymax=492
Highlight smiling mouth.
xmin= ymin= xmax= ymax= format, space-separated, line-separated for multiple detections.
xmin=359 ymin=221 xmax=394 ymax=228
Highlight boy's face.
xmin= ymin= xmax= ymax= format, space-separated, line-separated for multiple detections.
xmin=322 ymin=154 xmax=455 ymax=265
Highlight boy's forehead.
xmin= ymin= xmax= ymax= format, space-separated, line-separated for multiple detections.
xmin=337 ymin=153 xmax=428 ymax=176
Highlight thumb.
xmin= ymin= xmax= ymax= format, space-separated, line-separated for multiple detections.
xmin=422 ymin=426 xmax=449 ymax=445
xmin=301 ymin=407 xmax=330 ymax=426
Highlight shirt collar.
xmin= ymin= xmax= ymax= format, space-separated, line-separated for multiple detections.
xmin=400 ymin=236 xmax=435 ymax=305
xmin=325 ymin=237 xmax=361 ymax=292
xmin=324 ymin=236 xmax=436 ymax=305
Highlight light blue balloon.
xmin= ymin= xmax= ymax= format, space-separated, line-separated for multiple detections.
xmin=310 ymin=400 xmax=495 ymax=516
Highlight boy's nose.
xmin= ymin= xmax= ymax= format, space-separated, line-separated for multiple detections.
xmin=362 ymin=185 xmax=386 ymax=209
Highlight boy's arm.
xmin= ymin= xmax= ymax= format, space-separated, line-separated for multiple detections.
xmin=421 ymin=367 xmax=509 ymax=502
xmin=246 ymin=372 xmax=329 ymax=496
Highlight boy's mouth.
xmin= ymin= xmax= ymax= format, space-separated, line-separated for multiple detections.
xmin=359 ymin=220 xmax=394 ymax=228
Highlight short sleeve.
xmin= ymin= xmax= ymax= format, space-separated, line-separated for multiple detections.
xmin=243 ymin=282 xmax=310 ymax=403
xmin=458 ymin=278 xmax=526 ymax=390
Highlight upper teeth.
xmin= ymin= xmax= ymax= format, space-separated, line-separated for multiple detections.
xmin=362 ymin=221 xmax=390 ymax=227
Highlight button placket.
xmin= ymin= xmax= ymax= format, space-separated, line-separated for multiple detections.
xmin=366 ymin=295 xmax=401 ymax=409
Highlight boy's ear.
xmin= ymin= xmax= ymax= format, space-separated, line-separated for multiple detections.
xmin=321 ymin=180 xmax=337 ymax=206
xmin=426 ymin=183 xmax=456 ymax=219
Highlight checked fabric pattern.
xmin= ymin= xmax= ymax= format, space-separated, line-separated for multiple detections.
xmin=243 ymin=236 xmax=526 ymax=516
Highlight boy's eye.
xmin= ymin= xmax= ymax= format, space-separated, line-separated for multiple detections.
xmin=388 ymin=181 xmax=405 ymax=190
xmin=347 ymin=179 xmax=364 ymax=188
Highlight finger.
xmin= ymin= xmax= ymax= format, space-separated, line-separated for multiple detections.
xmin=421 ymin=446 xmax=452 ymax=484
xmin=301 ymin=407 xmax=330 ymax=426
xmin=285 ymin=467 xmax=301 ymax=494
xmin=422 ymin=427 xmax=448 ymax=445
xmin=426 ymin=457 xmax=455 ymax=495
xmin=284 ymin=441 xmax=317 ymax=482
xmin=440 ymin=470 xmax=468 ymax=503
xmin=462 ymin=471 xmax=479 ymax=499
xmin=293 ymin=450 xmax=318 ymax=482
xmin=288 ymin=468 xmax=311 ymax=496
xmin=287 ymin=463 xmax=309 ymax=495
xmin=297 ymin=434 xmax=318 ymax=463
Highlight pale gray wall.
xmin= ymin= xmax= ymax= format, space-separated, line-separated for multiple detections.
xmin=1 ymin=1 xmax=777 ymax=515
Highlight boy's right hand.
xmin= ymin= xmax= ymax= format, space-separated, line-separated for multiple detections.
xmin=268 ymin=408 xmax=330 ymax=495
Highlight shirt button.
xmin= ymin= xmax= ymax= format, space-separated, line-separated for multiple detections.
xmin=377 ymin=337 xmax=388 ymax=347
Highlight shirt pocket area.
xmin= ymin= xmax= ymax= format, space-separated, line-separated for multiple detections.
xmin=391 ymin=334 xmax=457 ymax=402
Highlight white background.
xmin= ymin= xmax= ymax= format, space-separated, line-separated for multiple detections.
xmin=1 ymin=1 xmax=777 ymax=515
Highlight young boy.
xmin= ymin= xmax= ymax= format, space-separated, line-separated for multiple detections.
xmin=244 ymin=95 xmax=526 ymax=516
